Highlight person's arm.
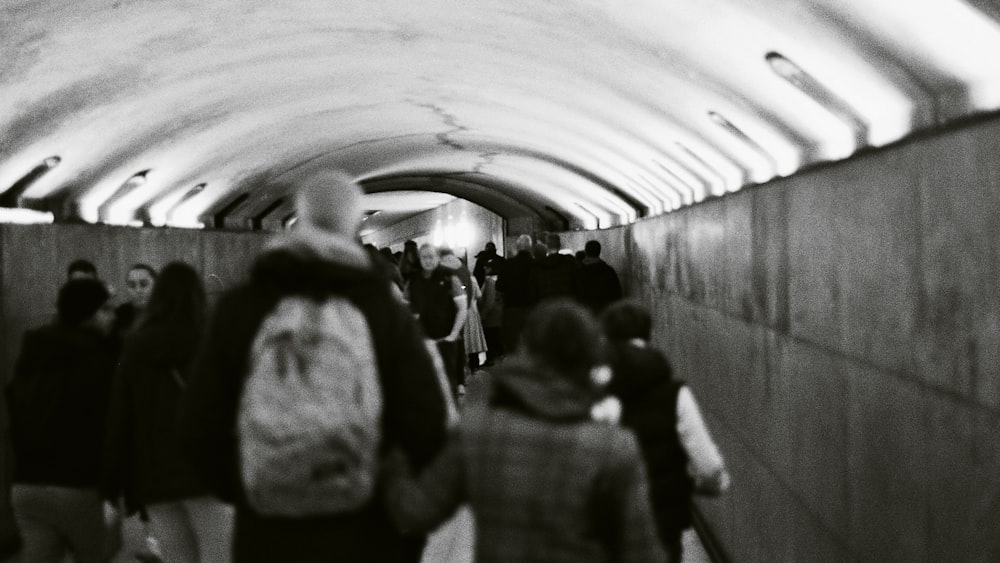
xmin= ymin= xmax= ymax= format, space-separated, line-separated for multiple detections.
xmin=676 ymin=386 xmax=730 ymax=495
xmin=383 ymin=436 xmax=465 ymax=535
xmin=440 ymin=276 xmax=467 ymax=342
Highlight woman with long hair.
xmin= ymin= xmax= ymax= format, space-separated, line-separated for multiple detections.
xmin=102 ymin=261 xmax=233 ymax=563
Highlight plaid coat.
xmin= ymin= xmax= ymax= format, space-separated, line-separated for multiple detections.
xmin=386 ymin=362 xmax=667 ymax=563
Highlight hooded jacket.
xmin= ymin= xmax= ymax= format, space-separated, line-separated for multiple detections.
xmin=385 ymin=361 xmax=667 ymax=563
xmin=179 ymin=232 xmax=449 ymax=562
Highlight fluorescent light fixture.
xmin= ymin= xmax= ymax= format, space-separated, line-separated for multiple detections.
xmin=0 ymin=208 xmax=55 ymax=224
xmin=635 ymin=172 xmax=681 ymax=211
xmin=707 ymin=111 xmax=782 ymax=182
xmin=165 ymin=183 xmax=208 ymax=224
xmin=149 ymin=183 xmax=206 ymax=226
xmin=79 ymin=169 xmax=151 ymax=223
xmin=102 ymin=170 xmax=155 ymax=224
xmin=0 ymin=156 xmax=63 ymax=208
xmin=766 ymin=51 xmax=868 ymax=150
xmin=672 ymin=143 xmax=744 ymax=194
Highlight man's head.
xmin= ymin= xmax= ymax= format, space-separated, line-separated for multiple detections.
xmin=485 ymin=242 xmax=496 ymax=253
xmin=67 ymin=259 xmax=97 ymax=280
xmin=295 ymin=170 xmax=364 ymax=237
xmin=514 ymin=234 xmax=533 ymax=254
xmin=584 ymin=240 xmax=601 ymax=258
xmin=418 ymin=243 xmax=441 ymax=272
xmin=58 ymin=278 xmax=114 ymax=333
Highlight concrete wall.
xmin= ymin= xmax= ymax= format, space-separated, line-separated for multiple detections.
xmin=565 ymin=115 xmax=1000 ymax=561
xmin=0 ymin=224 xmax=269 ymax=384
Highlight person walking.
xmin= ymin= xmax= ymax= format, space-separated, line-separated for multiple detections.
xmin=406 ymin=244 xmax=468 ymax=399
xmin=178 ymin=171 xmax=449 ymax=563
xmin=574 ymin=240 xmax=623 ymax=314
xmin=600 ymin=301 xmax=730 ymax=562
xmin=495 ymin=234 xmax=535 ymax=354
xmin=7 ymin=279 xmax=120 ymax=563
xmin=103 ymin=261 xmax=233 ymax=563
xmin=383 ymin=300 xmax=667 ymax=563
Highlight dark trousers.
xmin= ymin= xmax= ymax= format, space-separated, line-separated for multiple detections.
xmin=483 ymin=326 xmax=503 ymax=364
xmin=436 ymin=340 xmax=462 ymax=398
xmin=501 ymin=305 xmax=530 ymax=354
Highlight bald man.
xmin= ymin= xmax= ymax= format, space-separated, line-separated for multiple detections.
xmin=179 ymin=171 xmax=449 ymax=563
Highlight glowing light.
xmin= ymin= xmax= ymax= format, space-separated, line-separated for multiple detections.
xmin=165 ymin=219 xmax=206 ymax=229
xmin=0 ymin=208 xmax=54 ymax=224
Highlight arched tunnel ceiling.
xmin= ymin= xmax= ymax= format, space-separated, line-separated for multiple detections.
xmin=2 ymin=0 xmax=999 ymax=231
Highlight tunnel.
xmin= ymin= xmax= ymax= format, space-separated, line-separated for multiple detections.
xmin=1 ymin=1 xmax=1000 ymax=561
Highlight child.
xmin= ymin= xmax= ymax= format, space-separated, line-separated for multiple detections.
xmin=600 ymin=301 xmax=730 ymax=563
xmin=383 ymin=299 xmax=666 ymax=562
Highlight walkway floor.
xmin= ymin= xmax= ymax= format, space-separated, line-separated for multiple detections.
xmin=421 ymin=505 xmax=712 ymax=563
xmin=114 ymin=503 xmax=711 ymax=562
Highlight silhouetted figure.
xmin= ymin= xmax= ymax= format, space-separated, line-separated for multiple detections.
xmin=574 ymin=240 xmax=623 ymax=314
xmin=530 ymin=233 xmax=579 ymax=303
xmin=472 ymin=241 xmax=498 ymax=287
xmin=8 ymin=279 xmax=119 ymax=563
xmin=496 ymin=234 xmax=535 ymax=354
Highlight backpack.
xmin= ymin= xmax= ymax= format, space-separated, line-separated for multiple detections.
xmin=237 ymin=295 xmax=383 ymax=517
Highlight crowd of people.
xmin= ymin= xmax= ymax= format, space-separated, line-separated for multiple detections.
xmin=2 ymin=171 xmax=729 ymax=563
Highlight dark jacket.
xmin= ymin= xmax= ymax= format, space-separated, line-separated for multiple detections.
xmin=531 ymin=252 xmax=579 ymax=303
xmin=179 ymin=236 xmax=449 ymax=563
xmin=7 ymin=323 xmax=116 ymax=488
xmin=0 ymin=397 xmax=21 ymax=558
xmin=495 ymin=251 xmax=535 ymax=307
xmin=606 ymin=344 xmax=694 ymax=541
xmin=406 ymin=267 xmax=459 ymax=339
xmin=574 ymin=258 xmax=623 ymax=314
xmin=102 ymin=322 xmax=207 ymax=513
xmin=386 ymin=361 xmax=667 ymax=563
xmin=472 ymin=249 xmax=498 ymax=287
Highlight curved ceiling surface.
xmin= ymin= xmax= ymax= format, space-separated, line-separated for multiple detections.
xmin=2 ymin=0 xmax=999 ymax=231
